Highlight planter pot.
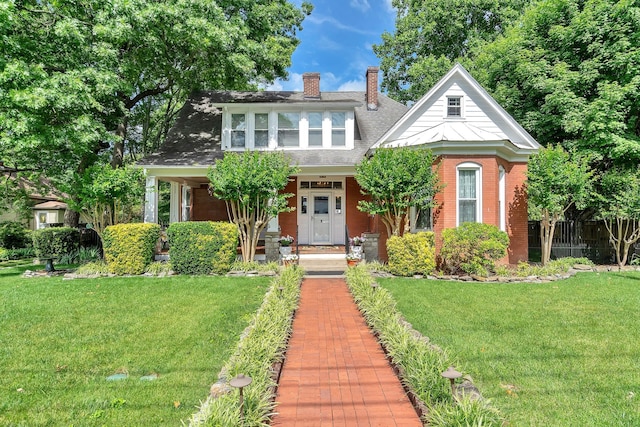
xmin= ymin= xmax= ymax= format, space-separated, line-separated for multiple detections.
xmin=347 ymin=259 xmax=359 ymax=267
xmin=279 ymin=246 xmax=292 ymax=256
xmin=351 ymin=245 xmax=363 ymax=256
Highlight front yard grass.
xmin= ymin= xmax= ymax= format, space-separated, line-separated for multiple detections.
xmin=0 ymin=266 xmax=269 ymax=426
xmin=380 ymin=272 xmax=640 ymax=426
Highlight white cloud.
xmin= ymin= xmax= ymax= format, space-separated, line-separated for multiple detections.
xmin=350 ymin=0 xmax=370 ymax=12
xmin=265 ymin=73 xmax=304 ymax=91
xmin=306 ymin=14 xmax=378 ymax=36
xmin=382 ymin=0 xmax=395 ymax=14
xmin=338 ymin=78 xmax=366 ymax=92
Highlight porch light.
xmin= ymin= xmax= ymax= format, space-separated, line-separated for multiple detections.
xmin=229 ymin=373 xmax=252 ymax=423
xmin=441 ymin=366 xmax=462 ymax=397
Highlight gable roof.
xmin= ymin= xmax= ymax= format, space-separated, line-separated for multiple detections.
xmin=369 ymin=63 xmax=540 ymax=160
xmin=138 ymin=90 xmax=408 ymax=168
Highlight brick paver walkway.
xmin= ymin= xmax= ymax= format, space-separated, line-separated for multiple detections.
xmin=271 ymin=278 xmax=422 ymax=427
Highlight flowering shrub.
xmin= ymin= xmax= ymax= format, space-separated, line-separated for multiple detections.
xmin=346 ymin=252 xmax=362 ymax=261
xmin=278 ymin=235 xmax=294 ymax=246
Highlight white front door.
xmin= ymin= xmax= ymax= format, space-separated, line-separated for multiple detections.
xmin=311 ymin=193 xmax=331 ymax=244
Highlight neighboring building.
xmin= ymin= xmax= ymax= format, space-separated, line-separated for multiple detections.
xmin=33 ymin=201 xmax=67 ymax=229
xmin=139 ymin=64 xmax=540 ymax=263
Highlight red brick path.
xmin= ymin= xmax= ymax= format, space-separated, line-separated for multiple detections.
xmin=271 ymin=278 xmax=422 ymax=427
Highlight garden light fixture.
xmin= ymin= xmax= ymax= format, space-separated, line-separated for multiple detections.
xmin=441 ymin=366 xmax=462 ymax=397
xmin=230 ymin=373 xmax=252 ymax=423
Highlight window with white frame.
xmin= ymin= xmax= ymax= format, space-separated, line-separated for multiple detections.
xmin=331 ymin=112 xmax=346 ymax=146
xmin=457 ymin=163 xmax=481 ymax=224
xmin=230 ymin=114 xmax=246 ymax=148
xmin=254 ymin=113 xmax=269 ymax=148
xmin=308 ymin=112 xmax=323 ymax=147
xmin=277 ymin=112 xmax=300 ymax=147
xmin=447 ymin=96 xmax=462 ymax=117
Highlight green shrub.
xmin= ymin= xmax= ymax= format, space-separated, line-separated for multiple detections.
xmin=0 ymin=221 xmax=31 ymax=249
xmin=32 ymin=227 xmax=80 ymax=259
xmin=102 ymin=223 xmax=160 ymax=275
xmin=75 ymin=261 xmax=110 ymax=276
xmin=386 ymin=231 xmax=436 ymax=276
xmin=0 ymin=247 xmax=8 ymax=261
xmin=440 ymin=223 xmax=509 ymax=276
xmin=167 ymin=221 xmax=238 ymax=275
xmin=58 ymin=246 xmax=102 ymax=265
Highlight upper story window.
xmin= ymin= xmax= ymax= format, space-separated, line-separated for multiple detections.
xmin=447 ymin=96 xmax=462 ymax=117
xmin=308 ymin=112 xmax=323 ymax=147
xmin=230 ymin=114 xmax=246 ymax=148
xmin=255 ymin=113 xmax=269 ymax=148
xmin=331 ymin=112 xmax=346 ymax=147
xmin=278 ymin=112 xmax=300 ymax=147
xmin=457 ymin=162 xmax=482 ymax=225
xmin=223 ymin=109 xmax=354 ymax=150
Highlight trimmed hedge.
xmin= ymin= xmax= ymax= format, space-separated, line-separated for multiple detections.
xmin=387 ymin=231 xmax=436 ymax=276
xmin=102 ymin=223 xmax=160 ymax=275
xmin=440 ymin=222 xmax=509 ymax=276
xmin=0 ymin=221 xmax=31 ymax=249
xmin=167 ymin=221 xmax=238 ymax=275
xmin=32 ymin=227 xmax=80 ymax=259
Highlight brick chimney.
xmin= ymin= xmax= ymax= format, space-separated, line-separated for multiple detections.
xmin=303 ymin=72 xmax=321 ymax=98
xmin=366 ymin=66 xmax=379 ymax=111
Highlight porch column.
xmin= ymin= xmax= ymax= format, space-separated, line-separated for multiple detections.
xmin=144 ymin=175 xmax=158 ymax=223
xmin=169 ymin=181 xmax=180 ymax=223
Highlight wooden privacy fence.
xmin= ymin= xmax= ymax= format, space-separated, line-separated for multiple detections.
xmin=527 ymin=220 xmax=623 ymax=264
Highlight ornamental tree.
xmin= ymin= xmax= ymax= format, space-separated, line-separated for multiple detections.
xmin=207 ymin=151 xmax=299 ymax=262
xmin=595 ymin=166 xmax=640 ymax=267
xmin=526 ymin=145 xmax=593 ymax=265
xmin=355 ymin=147 xmax=442 ymax=237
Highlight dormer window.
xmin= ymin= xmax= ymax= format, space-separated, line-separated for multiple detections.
xmin=255 ymin=113 xmax=269 ymax=148
xmin=278 ymin=112 xmax=300 ymax=147
xmin=447 ymin=97 xmax=462 ymax=117
xmin=331 ymin=112 xmax=346 ymax=147
xmin=230 ymin=114 xmax=246 ymax=148
xmin=308 ymin=112 xmax=323 ymax=147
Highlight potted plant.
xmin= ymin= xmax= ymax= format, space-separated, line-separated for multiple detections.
xmin=346 ymin=252 xmax=362 ymax=267
xmin=278 ymin=235 xmax=294 ymax=255
xmin=349 ymin=235 xmax=366 ymax=256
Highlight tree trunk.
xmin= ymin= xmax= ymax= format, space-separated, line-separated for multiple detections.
xmin=63 ymin=208 xmax=80 ymax=228
xmin=111 ymin=119 xmax=128 ymax=168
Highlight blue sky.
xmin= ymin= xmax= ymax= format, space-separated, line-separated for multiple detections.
xmin=267 ymin=0 xmax=396 ymax=92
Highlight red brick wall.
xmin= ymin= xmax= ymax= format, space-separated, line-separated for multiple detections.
xmin=346 ymin=176 xmax=370 ymax=239
xmin=279 ymin=178 xmax=298 ymax=238
xmin=434 ymin=155 xmax=529 ymax=264
xmin=192 ymin=186 xmax=229 ymax=221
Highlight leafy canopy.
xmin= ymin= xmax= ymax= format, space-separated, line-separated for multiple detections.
xmin=356 ymin=147 xmax=441 ymax=237
xmin=373 ymin=0 xmax=529 ymax=103
xmin=474 ymin=0 xmax=640 ymax=167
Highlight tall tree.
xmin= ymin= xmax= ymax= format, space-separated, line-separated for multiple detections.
xmin=207 ymin=151 xmax=299 ymax=262
xmin=0 ymin=0 xmax=311 ymax=220
xmin=526 ymin=145 xmax=593 ymax=265
xmin=373 ymin=0 xmax=529 ymax=103
xmin=355 ymin=147 xmax=441 ymax=238
xmin=595 ymin=166 xmax=640 ymax=267
xmin=474 ymin=0 xmax=640 ymax=168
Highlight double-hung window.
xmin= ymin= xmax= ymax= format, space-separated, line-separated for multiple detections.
xmin=447 ymin=97 xmax=462 ymax=117
xmin=457 ymin=163 xmax=481 ymax=224
xmin=254 ymin=113 xmax=269 ymax=148
xmin=331 ymin=112 xmax=346 ymax=146
xmin=278 ymin=112 xmax=300 ymax=147
xmin=308 ymin=112 xmax=323 ymax=147
xmin=230 ymin=114 xmax=246 ymax=148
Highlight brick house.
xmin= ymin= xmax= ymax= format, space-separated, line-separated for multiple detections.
xmin=139 ymin=64 xmax=540 ymax=263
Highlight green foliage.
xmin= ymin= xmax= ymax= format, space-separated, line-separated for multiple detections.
xmin=75 ymin=261 xmax=110 ymax=276
xmin=514 ymin=257 xmax=593 ymax=277
xmin=0 ymin=221 xmax=31 ymax=249
xmin=386 ymin=231 xmax=436 ymax=276
xmin=167 ymin=221 xmax=238 ymax=275
xmin=32 ymin=227 xmax=80 ymax=259
xmin=57 ymin=246 xmax=102 ymax=265
xmin=65 ymin=164 xmax=145 ymax=236
xmin=441 ymin=223 xmax=509 ymax=276
xmin=189 ymin=267 xmax=304 ymax=426
xmin=374 ymin=0 xmax=529 ymax=103
xmin=144 ymin=261 xmax=173 ymax=276
xmin=429 ymin=395 xmax=503 ymax=427
xmin=475 ymin=0 xmax=640 ymax=167
xmin=356 ymin=147 xmax=441 ymax=237
xmin=208 ymin=151 xmax=299 ymax=262
xmin=102 ymin=223 xmax=160 ymax=275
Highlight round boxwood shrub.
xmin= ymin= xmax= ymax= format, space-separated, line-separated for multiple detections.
xmin=440 ymin=223 xmax=509 ymax=276
xmin=102 ymin=223 xmax=160 ymax=275
xmin=32 ymin=227 xmax=80 ymax=259
xmin=386 ymin=231 xmax=436 ymax=276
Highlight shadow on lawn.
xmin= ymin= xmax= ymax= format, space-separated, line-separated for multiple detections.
xmin=608 ymin=272 xmax=640 ymax=282
xmin=0 ymin=264 xmax=44 ymax=278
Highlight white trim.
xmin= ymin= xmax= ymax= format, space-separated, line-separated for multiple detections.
xmin=144 ymin=176 xmax=158 ymax=224
xmin=169 ymin=182 xmax=180 ymax=223
xmin=456 ymin=162 xmax=482 ymax=226
xmin=499 ymin=166 xmax=506 ymax=231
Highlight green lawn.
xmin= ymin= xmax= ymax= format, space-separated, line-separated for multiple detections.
xmin=0 ymin=266 xmax=269 ymax=426
xmin=380 ymin=272 xmax=640 ymax=426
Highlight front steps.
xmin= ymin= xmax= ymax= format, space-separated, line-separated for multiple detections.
xmin=298 ymin=253 xmax=347 ymax=275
